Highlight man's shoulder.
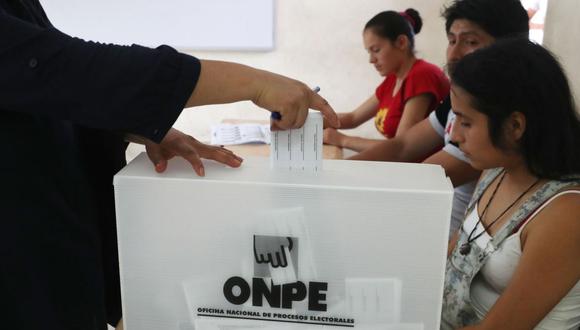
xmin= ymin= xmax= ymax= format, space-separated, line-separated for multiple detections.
xmin=433 ymin=96 xmax=452 ymax=126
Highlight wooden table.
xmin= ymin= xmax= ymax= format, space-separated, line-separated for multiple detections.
xmin=221 ymin=119 xmax=344 ymax=159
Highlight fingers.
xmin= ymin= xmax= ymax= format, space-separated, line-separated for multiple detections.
xmin=323 ymin=128 xmax=340 ymax=146
xmin=271 ymin=108 xmax=308 ymax=131
xmin=178 ymin=144 xmax=243 ymax=177
xmin=269 ymin=90 xmax=339 ymax=132
xmin=251 ymin=69 xmax=339 ymax=130
xmin=323 ymin=128 xmax=334 ymax=144
xmin=145 ymin=143 xmax=169 ymax=173
xmin=323 ymin=127 xmax=346 ymax=147
xmin=157 ymin=136 xmax=205 ymax=176
xmin=270 ymin=106 xmax=299 ymax=130
xmin=293 ymin=102 xmax=310 ymax=129
xmin=310 ymin=93 xmax=340 ymax=128
xmin=198 ymin=144 xmax=244 ymax=169
xmin=155 ymin=128 xmax=246 ymax=176
xmin=155 ymin=159 xmax=168 ymax=173
xmin=174 ymin=137 xmax=243 ymax=176
xmin=180 ymin=147 xmax=206 ymax=177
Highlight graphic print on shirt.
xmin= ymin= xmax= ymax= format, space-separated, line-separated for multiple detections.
xmin=374 ymin=107 xmax=389 ymax=134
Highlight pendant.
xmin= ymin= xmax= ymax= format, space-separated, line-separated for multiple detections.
xmin=459 ymin=243 xmax=471 ymax=255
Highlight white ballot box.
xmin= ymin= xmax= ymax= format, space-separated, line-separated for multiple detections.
xmin=114 ymin=154 xmax=453 ymax=330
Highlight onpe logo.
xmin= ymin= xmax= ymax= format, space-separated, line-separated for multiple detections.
xmin=222 ymin=235 xmax=328 ymax=311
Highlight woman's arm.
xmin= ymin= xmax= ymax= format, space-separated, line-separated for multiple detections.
xmin=323 ymin=95 xmax=381 ymax=151
xmin=337 ymin=95 xmax=379 ymax=129
xmin=349 ymin=118 xmax=443 ymax=161
xmin=187 ymin=60 xmax=339 ymax=131
xmin=323 ymin=129 xmax=385 ymax=152
xmin=395 ymin=94 xmax=434 ymax=136
xmin=470 ymin=192 xmax=580 ymax=330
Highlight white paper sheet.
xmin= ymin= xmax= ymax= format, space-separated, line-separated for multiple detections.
xmin=270 ymin=112 xmax=323 ymax=171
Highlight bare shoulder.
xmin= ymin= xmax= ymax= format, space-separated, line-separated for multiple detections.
xmin=546 ymin=184 xmax=580 ymax=216
xmin=523 ymin=185 xmax=580 ymax=245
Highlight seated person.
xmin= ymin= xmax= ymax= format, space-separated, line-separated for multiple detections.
xmin=348 ymin=0 xmax=530 ymax=237
xmin=442 ymin=38 xmax=580 ymax=330
xmin=323 ymin=8 xmax=449 ymax=156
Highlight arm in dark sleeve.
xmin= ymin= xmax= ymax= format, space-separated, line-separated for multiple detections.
xmin=434 ymin=95 xmax=451 ymax=128
xmin=0 ymin=12 xmax=200 ymax=142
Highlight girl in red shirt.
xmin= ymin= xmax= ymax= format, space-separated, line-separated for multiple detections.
xmin=324 ymin=9 xmax=449 ymax=158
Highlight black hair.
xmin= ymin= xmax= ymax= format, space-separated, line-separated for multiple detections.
xmin=451 ymin=38 xmax=580 ymax=179
xmin=442 ymin=0 xmax=528 ymax=39
xmin=365 ymin=9 xmax=422 ymax=51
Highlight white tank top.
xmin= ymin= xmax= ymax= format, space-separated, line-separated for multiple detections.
xmin=463 ymin=191 xmax=580 ymax=329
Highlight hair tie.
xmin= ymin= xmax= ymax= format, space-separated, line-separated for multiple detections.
xmin=399 ymin=11 xmax=416 ymax=31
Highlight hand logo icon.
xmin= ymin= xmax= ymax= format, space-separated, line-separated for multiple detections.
xmin=254 ymin=235 xmax=294 ymax=268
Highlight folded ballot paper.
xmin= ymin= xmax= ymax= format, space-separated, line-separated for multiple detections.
xmin=211 ymin=123 xmax=271 ymax=145
xmin=270 ymin=112 xmax=323 ymax=171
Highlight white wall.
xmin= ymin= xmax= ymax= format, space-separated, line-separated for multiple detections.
xmin=543 ymin=0 xmax=580 ymax=112
xmin=43 ymin=0 xmax=276 ymax=51
xmin=143 ymin=0 xmax=448 ymax=153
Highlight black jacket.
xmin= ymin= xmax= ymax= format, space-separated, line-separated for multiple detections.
xmin=0 ymin=1 xmax=200 ymax=328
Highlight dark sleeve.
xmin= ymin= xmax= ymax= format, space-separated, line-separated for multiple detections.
xmin=0 ymin=12 xmax=201 ymax=143
xmin=434 ymin=95 xmax=451 ymax=128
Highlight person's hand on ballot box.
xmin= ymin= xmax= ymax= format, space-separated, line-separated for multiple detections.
xmin=150 ymin=128 xmax=244 ymax=176
xmin=131 ymin=60 xmax=340 ymax=176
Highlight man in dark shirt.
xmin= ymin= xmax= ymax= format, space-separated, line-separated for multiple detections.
xmin=0 ymin=1 xmax=339 ymax=329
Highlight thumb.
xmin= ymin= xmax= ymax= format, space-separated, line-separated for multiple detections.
xmin=310 ymin=93 xmax=340 ymax=128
